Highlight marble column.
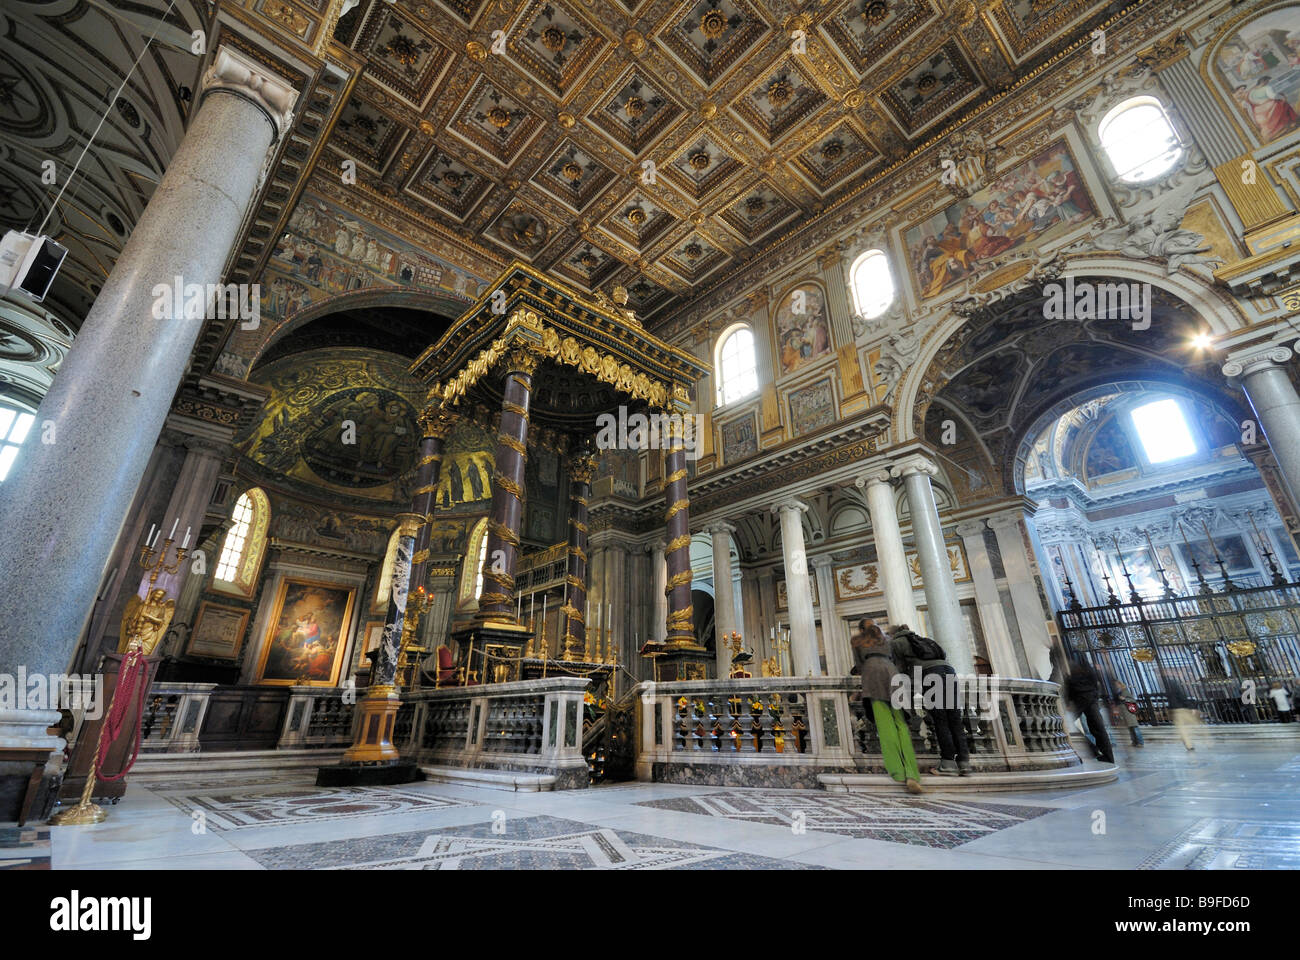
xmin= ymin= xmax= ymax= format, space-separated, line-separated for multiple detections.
xmin=773 ymin=498 xmax=819 ymax=676
xmin=707 ymin=521 xmax=738 ymax=676
xmin=856 ymin=469 xmax=919 ymax=628
xmin=344 ymin=400 xmax=450 ymax=763
xmin=146 ymin=436 xmax=226 ymax=621
xmin=647 ymin=538 xmax=667 ymax=644
xmin=0 ymin=46 xmax=295 ymax=671
xmin=1226 ymin=346 xmax=1300 ymax=512
xmin=988 ymin=512 xmax=1053 ymax=680
xmin=662 ymin=425 xmax=697 ymax=649
xmin=811 ymin=555 xmax=851 ymax=676
xmin=477 ymin=347 xmax=540 ymax=623
xmin=894 ymin=456 xmax=972 ymax=674
xmin=955 ymin=519 xmax=1018 ymax=676
xmin=561 ymin=451 xmax=597 ymax=660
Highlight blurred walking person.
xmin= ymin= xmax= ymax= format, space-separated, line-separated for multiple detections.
xmin=1115 ymin=682 xmax=1144 ymax=747
xmin=1165 ymin=677 xmax=1201 ymax=751
xmin=1064 ymin=656 xmax=1114 ymax=763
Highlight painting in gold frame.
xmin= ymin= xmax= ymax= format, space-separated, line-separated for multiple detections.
xmin=186 ymin=601 xmax=250 ymax=660
xmin=254 ymin=577 xmax=357 ymax=686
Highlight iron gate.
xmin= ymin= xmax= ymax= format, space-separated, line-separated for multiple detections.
xmin=1057 ymin=583 xmax=1300 ymax=724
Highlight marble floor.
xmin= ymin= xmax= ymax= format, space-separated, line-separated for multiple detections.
xmin=8 ymin=737 xmax=1299 ymax=870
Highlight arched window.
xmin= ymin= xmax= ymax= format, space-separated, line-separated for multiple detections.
xmin=715 ymin=324 xmax=759 ymax=406
xmin=0 ymin=399 xmax=36 ymax=482
xmin=213 ymin=487 xmax=269 ymax=596
xmin=474 ymin=533 xmax=489 ymax=599
xmin=849 ymin=249 xmax=895 ymax=319
xmin=1099 ymin=96 xmax=1183 ymax=182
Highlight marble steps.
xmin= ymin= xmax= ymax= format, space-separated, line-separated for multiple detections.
xmin=418 ymin=765 xmax=557 ymax=792
xmin=129 ymin=748 xmax=346 ymax=780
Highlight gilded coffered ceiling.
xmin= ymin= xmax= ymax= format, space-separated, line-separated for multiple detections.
xmin=0 ymin=0 xmax=1128 ymax=343
xmin=320 ymin=0 xmax=1127 ymax=320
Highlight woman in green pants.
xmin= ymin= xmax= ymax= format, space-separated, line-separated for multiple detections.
xmin=851 ymin=618 xmax=923 ymax=794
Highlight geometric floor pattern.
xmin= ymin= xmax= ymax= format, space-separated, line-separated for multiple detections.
xmin=636 ymin=790 xmax=1053 ymax=848
xmin=1138 ymin=818 xmax=1300 ymax=869
xmin=161 ymin=782 xmax=471 ymax=832
xmin=247 ymin=815 xmax=818 ymax=870
xmin=0 ymin=825 xmax=51 ymax=870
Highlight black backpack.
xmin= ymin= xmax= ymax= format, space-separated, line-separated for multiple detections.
xmin=906 ymin=632 xmax=946 ymax=662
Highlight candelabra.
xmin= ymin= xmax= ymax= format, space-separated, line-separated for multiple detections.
xmin=119 ymin=531 xmax=189 ymax=655
xmin=772 ymin=629 xmax=792 ymax=678
xmin=397 ymin=586 xmax=433 ymax=689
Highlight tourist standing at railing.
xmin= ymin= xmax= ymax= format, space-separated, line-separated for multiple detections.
xmin=1114 ymin=683 xmax=1144 ymax=747
xmin=890 ymin=624 xmax=971 ymax=777
xmin=1063 ymin=657 xmax=1115 ymax=764
xmin=851 ymin=618 xmax=923 ymax=795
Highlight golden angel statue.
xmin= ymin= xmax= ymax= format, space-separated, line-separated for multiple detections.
xmin=118 ymin=587 xmax=175 ymax=655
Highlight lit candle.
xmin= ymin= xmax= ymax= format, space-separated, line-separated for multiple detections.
xmin=181 ymin=526 xmax=191 ymax=549
xmin=169 ymin=518 xmax=179 ymax=540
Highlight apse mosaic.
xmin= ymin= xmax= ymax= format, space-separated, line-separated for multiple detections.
xmin=238 ymin=350 xmax=426 ymax=503
xmin=904 ymin=140 xmax=1095 ymax=299
xmin=1213 ymin=7 xmax=1300 ymax=144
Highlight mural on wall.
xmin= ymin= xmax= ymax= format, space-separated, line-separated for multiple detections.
xmin=1178 ymin=534 xmax=1256 ymax=578
xmin=437 ymin=419 xmax=495 ymax=509
xmin=268 ymin=196 xmax=488 ymax=316
xmin=788 ymin=377 xmax=837 ymax=436
xmin=905 ymin=140 xmax=1095 ymax=298
xmin=524 ymin=443 xmax=562 ymax=542
xmin=272 ymin=500 xmax=395 ymax=554
xmin=720 ymin=413 xmax=759 ymax=463
xmin=772 ymin=283 xmax=833 ymax=375
xmin=239 ymin=350 xmax=426 ymax=503
xmin=1215 ymin=8 xmax=1300 ymax=143
xmin=596 ymin=447 xmax=639 ymax=499
xmin=254 ymin=578 xmax=356 ymax=686
xmin=426 ymin=518 xmax=470 ymax=555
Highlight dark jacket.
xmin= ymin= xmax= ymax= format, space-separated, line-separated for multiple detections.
xmin=1063 ymin=660 xmax=1102 ymax=705
xmin=891 ymin=628 xmax=948 ymax=673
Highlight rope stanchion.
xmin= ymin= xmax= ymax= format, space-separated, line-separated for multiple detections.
xmin=51 ymin=641 xmax=153 ymax=825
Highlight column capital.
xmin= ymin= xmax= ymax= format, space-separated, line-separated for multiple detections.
xmin=891 ymin=454 xmax=939 ymax=479
xmin=809 ymin=554 xmax=835 ymax=570
xmin=705 ymin=520 xmax=737 ymax=536
xmin=645 ymin=538 xmax=667 ymax=555
xmin=953 ymin=519 xmax=988 ymax=539
xmin=986 ymin=512 xmax=1025 ymax=533
xmin=569 ymin=451 xmax=598 ymax=484
xmin=771 ymin=497 xmax=809 ymax=516
xmin=855 ymin=468 xmax=893 ymax=488
xmin=199 ymin=45 xmax=296 ymax=143
xmin=1222 ymin=343 xmax=1295 ymax=379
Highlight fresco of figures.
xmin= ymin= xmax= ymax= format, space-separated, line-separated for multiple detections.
xmin=906 ymin=141 xmax=1095 ymax=299
xmin=1214 ymin=8 xmax=1300 ymax=144
xmin=264 ymin=197 xmax=488 ymax=318
xmin=772 ymin=283 xmax=833 ymax=375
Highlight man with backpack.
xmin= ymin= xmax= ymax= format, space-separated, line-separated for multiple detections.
xmin=889 ymin=624 xmax=971 ymax=777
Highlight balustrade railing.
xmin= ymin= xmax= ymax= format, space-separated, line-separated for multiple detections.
xmin=278 ymin=686 xmax=355 ymax=748
xmin=638 ymin=676 xmax=1076 ymax=786
xmin=139 ymin=682 xmax=216 ymax=753
xmin=400 ymin=677 xmax=590 ymax=788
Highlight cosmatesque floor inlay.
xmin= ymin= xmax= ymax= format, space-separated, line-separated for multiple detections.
xmin=1139 ymin=818 xmax=1300 ymax=869
xmin=635 ymin=790 xmax=1054 ymax=847
xmin=247 ymin=815 xmax=821 ymax=870
xmin=161 ymin=783 xmax=473 ymax=831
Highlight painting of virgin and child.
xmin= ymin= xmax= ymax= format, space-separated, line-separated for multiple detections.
xmin=255 ymin=579 xmax=356 ymax=686
xmin=905 ymin=141 xmax=1095 ymax=298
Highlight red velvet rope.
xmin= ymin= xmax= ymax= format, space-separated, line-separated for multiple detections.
xmin=95 ymin=650 xmax=154 ymax=782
